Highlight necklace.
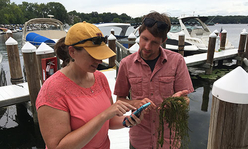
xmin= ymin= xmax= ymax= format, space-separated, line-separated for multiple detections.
xmin=90 ymin=87 xmax=94 ymax=93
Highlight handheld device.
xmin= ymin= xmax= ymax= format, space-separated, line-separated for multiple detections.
xmin=123 ymin=102 xmax=151 ymax=127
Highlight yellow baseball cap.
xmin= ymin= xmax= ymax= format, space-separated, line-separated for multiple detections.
xmin=65 ymin=21 xmax=116 ymax=60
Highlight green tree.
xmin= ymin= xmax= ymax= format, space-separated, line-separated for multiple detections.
xmin=46 ymin=2 xmax=68 ymax=23
xmin=113 ymin=18 xmax=122 ymax=23
xmin=0 ymin=0 xmax=10 ymax=9
xmin=1 ymin=2 xmax=24 ymax=24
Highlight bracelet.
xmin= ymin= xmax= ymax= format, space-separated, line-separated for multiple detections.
xmin=123 ymin=117 xmax=132 ymax=128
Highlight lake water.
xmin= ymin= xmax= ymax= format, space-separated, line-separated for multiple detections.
xmin=0 ymin=24 xmax=248 ymax=149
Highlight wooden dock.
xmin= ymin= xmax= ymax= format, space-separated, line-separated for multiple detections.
xmin=185 ymin=48 xmax=238 ymax=66
xmin=0 ymin=82 xmax=29 ymax=107
xmin=0 ymin=48 xmax=239 ymax=108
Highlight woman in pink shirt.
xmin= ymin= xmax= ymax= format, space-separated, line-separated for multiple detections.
xmin=36 ymin=22 xmax=142 ymax=149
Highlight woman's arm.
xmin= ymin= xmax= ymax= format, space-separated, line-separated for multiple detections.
xmin=38 ymin=100 xmax=135 ymax=149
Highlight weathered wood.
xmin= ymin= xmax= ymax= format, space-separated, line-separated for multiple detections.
xmin=5 ymin=37 xmax=24 ymax=84
xmin=220 ymin=31 xmax=227 ymax=50
xmin=237 ymin=33 xmax=247 ymax=65
xmin=206 ymin=35 xmax=216 ymax=74
xmin=128 ymin=33 xmax=136 ymax=49
xmin=6 ymin=45 xmax=24 ymax=84
xmin=245 ymin=34 xmax=248 ymax=59
xmin=108 ymin=35 xmax=116 ymax=68
xmin=22 ymin=53 xmax=41 ymax=123
xmin=178 ymin=34 xmax=185 ymax=56
xmin=207 ymin=96 xmax=248 ymax=149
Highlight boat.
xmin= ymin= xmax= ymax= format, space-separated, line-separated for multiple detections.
xmin=95 ymin=22 xmax=135 ymax=49
xmin=22 ymin=17 xmax=67 ymax=47
xmin=95 ymin=22 xmax=133 ymax=39
xmin=167 ymin=15 xmax=234 ymax=52
xmin=0 ymin=27 xmax=8 ymax=34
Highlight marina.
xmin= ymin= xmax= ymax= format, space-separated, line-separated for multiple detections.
xmin=0 ymin=23 xmax=248 ymax=148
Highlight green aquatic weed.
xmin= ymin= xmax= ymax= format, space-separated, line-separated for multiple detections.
xmin=157 ymin=97 xmax=190 ymax=149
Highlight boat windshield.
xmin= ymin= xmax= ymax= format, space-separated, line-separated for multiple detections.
xmin=170 ymin=24 xmax=181 ymax=33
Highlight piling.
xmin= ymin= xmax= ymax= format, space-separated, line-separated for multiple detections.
xmin=213 ymin=29 xmax=219 ymax=36
xmin=5 ymin=37 xmax=24 ymax=84
xmin=22 ymin=42 xmax=45 ymax=148
xmin=220 ymin=29 xmax=227 ymax=50
xmin=207 ymin=66 xmax=248 ymax=149
xmin=21 ymin=42 xmax=41 ymax=123
xmin=111 ymin=28 xmax=115 ymax=35
xmin=245 ymin=34 xmax=248 ymax=59
xmin=36 ymin=42 xmax=55 ymax=85
xmin=237 ymin=29 xmax=247 ymax=65
xmin=108 ymin=34 xmax=117 ymax=68
xmin=5 ymin=29 xmax=13 ymax=39
xmin=178 ymin=31 xmax=185 ymax=56
xmin=128 ymin=33 xmax=136 ymax=48
xmin=206 ymin=32 xmax=217 ymax=74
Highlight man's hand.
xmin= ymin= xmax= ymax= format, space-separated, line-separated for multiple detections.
xmin=172 ymin=90 xmax=190 ymax=105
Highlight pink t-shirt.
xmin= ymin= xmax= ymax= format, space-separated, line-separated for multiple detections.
xmin=36 ymin=70 xmax=112 ymax=149
xmin=114 ymin=47 xmax=194 ymax=149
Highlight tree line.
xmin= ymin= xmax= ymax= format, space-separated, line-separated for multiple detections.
xmin=1 ymin=0 xmax=248 ymax=25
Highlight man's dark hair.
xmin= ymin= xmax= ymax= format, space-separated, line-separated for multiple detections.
xmin=139 ymin=11 xmax=171 ymax=42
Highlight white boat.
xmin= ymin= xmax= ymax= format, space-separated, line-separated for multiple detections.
xmin=22 ymin=17 xmax=67 ymax=47
xmin=167 ymin=15 xmax=234 ymax=52
xmin=95 ymin=22 xmax=134 ymax=38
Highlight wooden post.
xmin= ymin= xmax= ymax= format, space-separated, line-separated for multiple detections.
xmin=22 ymin=42 xmax=45 ymax=148
xmin=245 ymin=34 xmax=248 ymax=59
xmin=111 ymin=28 xmax=115 ymax=35
xmin=5 ymin=37 xmax=24 ymax=84
xmin=206 ymin=32 xmax=217 ymax=75
xmin=220 ymin=29 xmax=227 ymax=50
xmin=21 ymin=42 xmax=41 ymax=123
xmin=178 ymin=31 xmax=185 ymax=56
xmin=128 ymin=33 xmax=136 ymax=49
xmin=213 ymin=29 xmax=219 ymax=36
xmin=108 ymin=34 xmax=116 ymax=68
xmin=201 ymin=82 xmax=211 ymax=112
xmin=208 ymin=66 xmax=248 ymax=149
xmin=237 ymin=30 xmax=247 ymax=65
xmin=36 ymin=42 xmax=55 ymax=85
xmin=5 ymin=29 xmax=13 ymax=39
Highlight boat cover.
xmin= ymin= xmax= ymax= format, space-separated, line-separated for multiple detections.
xmin=26 ymin=32 xmax=55 ymax=45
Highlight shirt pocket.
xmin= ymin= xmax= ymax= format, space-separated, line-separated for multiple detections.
xmin=159 ymin=76 xmax=175 ymax=97
xmin=129 ymin=77 xmax=143 ymax=97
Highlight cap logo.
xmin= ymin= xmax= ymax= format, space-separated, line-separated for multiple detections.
xmin=96 ymin=33 xmax=103 ymax=37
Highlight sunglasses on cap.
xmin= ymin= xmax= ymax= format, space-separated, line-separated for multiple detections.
xmin=70 ymin=36 xmax=106 ymax=46
xmin=143 ymin=18 xmax=168 ymax=31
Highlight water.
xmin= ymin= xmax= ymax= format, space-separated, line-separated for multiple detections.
xmin=0 ymin=24 xmax=248 ymax=149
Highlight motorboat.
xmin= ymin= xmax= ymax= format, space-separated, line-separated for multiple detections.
xmin=95 ymin=22 xmax=135 ymax=48
xmin=0 ymin=27 xmax=8 ymax=34
xmin=22 ymin=17 xmax=67 ymax=47
xmin=95 ymin=22 xmax=133 ymax=38
xmin=167 ymin=15 xmax=234 ymax=52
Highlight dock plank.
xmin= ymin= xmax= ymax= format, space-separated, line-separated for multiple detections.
xmin=0 ymin=82 xmax=30 ymax=107
xmin=184 ymin=49 xmax=238 ymax=66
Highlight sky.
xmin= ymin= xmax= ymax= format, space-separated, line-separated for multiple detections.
xmin=11 ymin=0 xmax=248 ymax=18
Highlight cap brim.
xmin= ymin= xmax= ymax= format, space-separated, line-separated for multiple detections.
xmin=84 ymin=43 xmax=116 ymax=60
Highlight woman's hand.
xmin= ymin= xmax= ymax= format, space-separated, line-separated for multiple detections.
xmin=123 ymin=111 xmax=144 ymax=127
xmin=104 ymin=100 xmax=136 ymax=120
